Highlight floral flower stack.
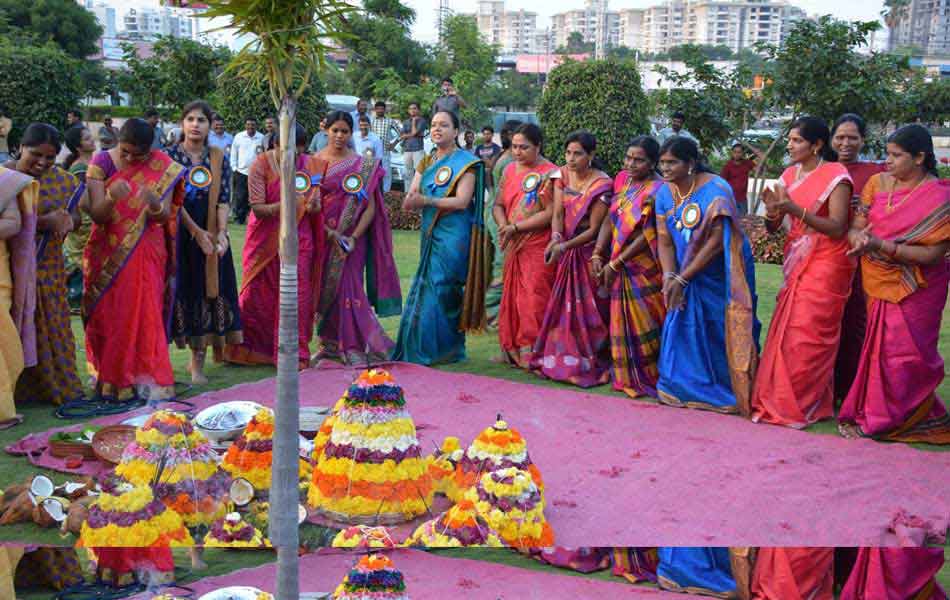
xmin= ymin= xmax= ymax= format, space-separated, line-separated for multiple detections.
xmin=465 ymin=466 xmax=554 ymax=550
xmin=308 ymin=369 xmax=434 ymax=524
xmin=450 ymin=417 xmax=543 ymax=502
xmin=404 ymin=497 xmax=504 ymax=548
xmin=202 ymin=511 xmax=269 ymax=547
xmin=331 ymin=525 xmax=397 ymax=549
xmin=115 ymin=410 xmax=231 ymax=527
xmin=221 ymin=407 xmax=276 ymax=491
xmin=333 ymin=554 xmax=408 ymax=600
xmin=78 ymin=482 xmax=193 ymax=547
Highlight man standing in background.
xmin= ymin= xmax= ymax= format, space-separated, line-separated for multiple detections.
xmin=370 ymin=101 xmax=401 ymax=193
xmin=208 ymin=115 xmax=233 ymax=154
xmin=350 ymin=99 xmax=369 ymax=132
xmin=230 ymin=117 xmax=264 ymax=225
xmin=474 ymin=125 xmax=502 ymax=188
xmin=66 ymin=109 xmax=84 ymax=131
xmin=259 ymin=116 xmax=277 ymax=153
xmin=144 ymin=109 xmax=164 ymax=149
xmin=431 ymin=77 xmax=466 ymax=121
xmin=353 ymin=115 xmax=383 ymax=162
xmin=400 ymin=102 xmax=425 ymax=183
xmin=98 ymin=115 xmax=119 ymax=150
xmin=720 ymin=142 xmax=760 ymax=215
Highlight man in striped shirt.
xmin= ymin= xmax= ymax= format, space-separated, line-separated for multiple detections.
xmin=370 ymin=101 xmax=402 ymax=193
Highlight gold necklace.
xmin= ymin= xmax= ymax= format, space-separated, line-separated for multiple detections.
xmin=618 ymin=179 xmax=648 ymax=213
xmin=886 ymin=174 xmax=928 ymax=213
xmin=672 ymin=176 xmax=697 ymax=230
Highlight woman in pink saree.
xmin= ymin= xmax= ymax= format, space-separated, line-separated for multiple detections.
xmin=751 ymin=117 xmax=854 ymax=428
xmin=841 ymin=548 xmax=946 ymax=600
xmin=223 ymin=124 xmax=325 ymax=368
xmin=314 ymin=111 xmax=400 ymax=363
xmin=840 ymin=124 xmax=950 ymax=444
xmin=531 ymin=131 xmax=612 ymax=387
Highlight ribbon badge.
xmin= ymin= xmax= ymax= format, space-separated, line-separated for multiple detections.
xmin=186 ymin=165 xmax=212 ymax=195
xmin=294 ymin=170 xmax=319 ymax=195
xmin=678 ymin=201 xmax=702 ymax=242
xmin=521 ymin=172 xmax=541 ymax=206
xmin=342 ymin=173 xmax=368 ymax=203
xmin=426 ymin=165 xmax=453 ymax=195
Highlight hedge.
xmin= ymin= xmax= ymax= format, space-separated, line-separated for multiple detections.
xmin=384 ymin=191 xmax=420 ymax=231
xmin=739 ymin=215 xmax=785 ymax=265
xmin=83 ymin=105 xmax=142 ymax=121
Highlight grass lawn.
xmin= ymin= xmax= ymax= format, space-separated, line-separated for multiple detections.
xmin=6 ymin=224 xmax=950 ymax=593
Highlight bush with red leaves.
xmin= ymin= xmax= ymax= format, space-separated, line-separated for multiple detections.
xmin=384 ymin=191 xmax=421 ymax=231
xmin=739 ymin=215 xmax=785 ymax=265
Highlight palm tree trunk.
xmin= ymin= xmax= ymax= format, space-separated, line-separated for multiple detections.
xmin=271 ymin=95 xmax=300 ymax=600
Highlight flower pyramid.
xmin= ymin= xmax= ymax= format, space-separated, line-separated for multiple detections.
xmin=308 ymin=368 xmax=434 ymax=524
xmin=78 ymin=483 xmax=193 ymax=547
xmin=333 ymin=554 xmax=408 ymax=600
xmin=312 ymin=395 xmax=348 ymax=463
xmin=450 ymin=417 xmax=543 ymax=502
xmin=221 ymin=407 xmax=276 ymax=491
xmin=465 ymin=466 xmax=554 ymax=549
xmin=115 ymin=410 xmax=231 ymax=527
xmin=202 ymin=512 xmax=269 ymax=547
xmin=404 ymin=497 xmax=504 ymax=548
xmin=426 ymin=437 xmax=460 ymax=497
xmin=331 ymin=525 xmax=397 ymax=549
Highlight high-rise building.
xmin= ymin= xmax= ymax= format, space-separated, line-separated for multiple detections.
xmin=618 ymin=8 xmax=647 ymax=51
xmin=83 ymin=1 xmax=117 ymax=38
xmin=472 ymin=0 xmax=550 ymax=54
xmin=887 ymin=0 xmax=950 ymax=56
xmin=120 ymin=6 xmax=198 ymax=41
xmin=551 ymin=0 xmax=620 ymax=51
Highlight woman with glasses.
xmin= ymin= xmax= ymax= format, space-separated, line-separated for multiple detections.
xmin=654 ymin=136 xmax=759 ymax=413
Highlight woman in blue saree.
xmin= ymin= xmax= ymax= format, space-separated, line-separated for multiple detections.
xmin=655 ymin=137 xmax=760 ymax=414
xmin=657 ymin=547 xmax=737 ymax=598
xmin=393 ymin=110 xmax=489 ymax=364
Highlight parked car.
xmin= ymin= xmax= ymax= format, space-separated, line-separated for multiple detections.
xmin=388 ymin=133 xmax=434 ymax=192
xmin=325 ymin=94 xmax=359 ymax=114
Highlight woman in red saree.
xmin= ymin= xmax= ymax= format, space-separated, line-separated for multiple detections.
xmin=840 ymin=548 xmax=946 ymax=600
xmin=840 ymin=124 xmax=950 ymax=444
xmin=223 ymin=124 xmax=324 ymax=368
xmin=751 ymin=117 xmax=853 ymax=428
xmin=749 ymin=548 xmax=834 ymax=600
xmin=831 ymin=113 xmax=887 ymax=403
xmin=84 ymin=118 xmax=183 ymax=401
xmin=531 ymin=131 xmax=612 ymax=387
xmin=493 ymin=123 xmax=558 ymax=367
xmin=592 ymin=136 xmax=666 ymax=398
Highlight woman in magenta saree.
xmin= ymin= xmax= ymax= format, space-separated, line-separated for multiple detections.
xmin=224 ymin=125 xmax=324 ymax=368
xmin=841 ymin=548 xmax=946 ymax=600
xmin=83 ymin=119 xmax=183 ymax=400
xmin=314 ymin=111 xmax=401 ymax=364
xmin=530 ymin=131 xmax=612 ymax=387
xmin=593 ymin=136 xmax=666 ymax=398
xmin=840 ymin=125 xmax=950 ymax=444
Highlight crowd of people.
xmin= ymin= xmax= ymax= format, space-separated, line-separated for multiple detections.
xmin=0 ymin=93 xmax=947 ymax=447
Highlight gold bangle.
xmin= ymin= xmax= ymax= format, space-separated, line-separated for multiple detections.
xmin=799 ymin=207 xmax=807 ymax=225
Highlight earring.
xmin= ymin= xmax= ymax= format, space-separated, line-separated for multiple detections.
xmin=688 ymin=168 xmax=693 ymax=175
xmin=812 ymin=148 xmax=818 ymax=156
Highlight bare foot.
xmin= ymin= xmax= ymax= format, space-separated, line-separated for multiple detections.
xmin=190 ymin=548 xmax=207 ymax=571
xmin=190 ymin=351 xmax=209 ymax=385
xmin=489 ymin=355 xmax=507 ymax=364
xmin=837 ymin=422 xmax=861 ymax=439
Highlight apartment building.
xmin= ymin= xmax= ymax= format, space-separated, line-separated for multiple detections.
xmin=120 ymin=6 xmax=198 ymax=41
xmin=551 ymin=0 xmax=620 ymax=51
xmin=887 ymin=0 xmax=950 ymax=56
xmin=473 ymin=0 xmax=551 ymax=53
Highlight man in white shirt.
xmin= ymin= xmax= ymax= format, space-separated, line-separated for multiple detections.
xmin=230 ymin=118 xmax=264 ymax=224
xmin=370 ymin=101 xmax=402 ymax=193
xmin=353 ymin=115 xmax=383 ymax=163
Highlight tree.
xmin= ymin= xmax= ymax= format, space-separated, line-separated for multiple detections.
xmin=200 ymin=2 xmax=353 ymax=599
xmin=0 ymin=0 xmax=102 ymax=59
xmin=370 ymin=67 xmax=438 ymax=117
xmin=555 ymin=31 xmax=594 ymax=54
xmin=899 ymin=73 xmax=950 ymax=126
xmin=117 ymin=42 xmax=164 ymax=109
xmin=485 ymin=70 xmax=541 ymax=112
xmin=538 ymin=59 xmax=650 ymax=175
xmin=0 ymin=39 xmax=82 ymax=147
xmin=212 ymin=68 xmax=328 ymax=135
xmin=431 ymin=14 xmax=498 ymax=128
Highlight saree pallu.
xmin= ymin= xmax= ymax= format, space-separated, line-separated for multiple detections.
xmin=612 ymin=547 xmax=659 ymax=584
xmin=223 ymin=151 xmax=325 ymax=367
xmin=751 ymin=163 xmax=854 ymax=427
xmin=656 ymin=176 xmax=760 ymax=414
xmin=0 ymin=167 xmax=37 ymax=421
xmin=392 ymin=149 xmax=488 ymax=365
xmin=658 ymin=547 xmax=737 ymax=598
xmin=485 ymin=151 xmax=516 ymax=327
xmin=840 ymin=548 xmax=946 ymax=600
xmin=530 ymin=171 xmax=613 ymax=387
xmin=64 ymin=161 xmax=90 ymax=312
xmin=840 ymin=177 xmax=950 ymax=443
xmin=834 ymin=161 xmax=887 ymax=403
xmin=497 ymin=158 xmax=558 ymax=367
xmin=533 ymin=547 xmax=612 ymax=574
xmin=15 ymin=166 xmax=84 ymax=405
xmin=83 ymin=150 xmax=183 ymax=400
xmin=316 ymin=154 xmax=401 ymax=363
xmin=608 ymin=174 xmax=666 ymax=398
xmin=750 ymin=548 xmax=833 ymax=600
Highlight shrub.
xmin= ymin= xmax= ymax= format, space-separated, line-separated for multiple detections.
xmin=83 ymin=105 xmax=142 ymax=121
xmin=384 ymin=191 xmax=420 ymax=231
xmin=0 ymin=41 xmax=82 ymax=148
xmin=538 ymin=59 xmax=651 ymax=176
xmin=210 ymin=70 xmax=328 ymax=138
xmin=739 ymin=215 xmax=785 ymax=265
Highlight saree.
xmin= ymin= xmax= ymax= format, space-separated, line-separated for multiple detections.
xmin=751 ymin=162 xmax=854 ymax=427
xmin=0 ymin=166 xmax=37 ymax=421
xmin=223 ymin=151 xmax=325 ymax=367
xmin=834 ymin=161 xmax=887 ymax=403
xmin=64 ymin=161 xmax=90 ymax=312
xmin=392 ymin=149 xmax=488 ymax=365
xmin=839 ymin=177 xmax=950 ymax=443
xmin=166 ymin=144 xmax=242 ymax=353
xmin=612 ymin=547 xmax=659 ymax=584
xmin=655 ymin=176 xmax=760 ymax=414
xmin=485 ymin=150 xmax=516 ymax=327
xmin=750 ymin=548 xmax=833 ymax=600
xmin=84 ymin=150 xmax=183 ymax=400
xmin=658 ymin=547 xmax=737 ymax=598
xmin=530 ymin=169 xmax=613 ymax=387
xmin=14 ymin=165 xmax=84 ymax=405
xmin=840 ymin=548 xmax=946 ymax=600
xmin=496 ymin=158 xmax=558 ymax=367
xmin=316 ymin=153 xmax=401 ymax=363
xmin=607 ymin=172 xmax=666 ymax=398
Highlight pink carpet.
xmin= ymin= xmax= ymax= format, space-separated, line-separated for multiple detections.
xmin=129 ymin=549 xmax=674 ymax=599
xmin=9 ymin=362 xmax=950 ymax=546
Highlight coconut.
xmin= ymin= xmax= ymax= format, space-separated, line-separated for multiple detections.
xmin=30 ymin=475 xmax=54 ymax=498
xmin=230 ymin=478 xmax=254 ymax=507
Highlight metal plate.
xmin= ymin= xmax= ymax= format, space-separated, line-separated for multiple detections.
xmin=198 ymin=586 xmax=268 ymax=600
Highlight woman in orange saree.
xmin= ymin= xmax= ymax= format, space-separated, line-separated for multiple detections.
xmin=751 ymin=117 xmax=853 ymax=428
xmin=223 ymin=124 xmax=324 ymax=368
xmin=84 ymin=118 xmax=183 ymax=401
xmin=493 ymin=124 xmax=558 ymax=367
xmin=840 ymin=124 xmax=950 ymax=444
xmin=749 ymin=548 xmax=834 ymax=600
